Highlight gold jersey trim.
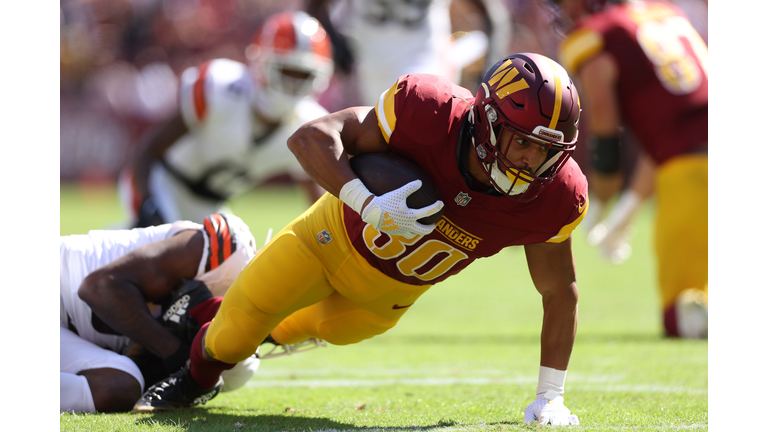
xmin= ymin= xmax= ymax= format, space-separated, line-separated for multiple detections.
xmin=559 ymin=27 xmax=605 ymax=74
xmin=376 ymin=79 xmax=401 ymax=144
xmin=547 ymin=196 xmax=589 ymax=243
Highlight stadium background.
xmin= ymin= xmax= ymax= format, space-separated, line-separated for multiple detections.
xmin=56 ymin=1 xmax=717 ymax=429
xmin=60 ymin=0 xmax=708 ymax=190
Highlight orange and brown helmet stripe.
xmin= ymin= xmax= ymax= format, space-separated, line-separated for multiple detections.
xmin=250 ymin=11 xmax=332 ymax=60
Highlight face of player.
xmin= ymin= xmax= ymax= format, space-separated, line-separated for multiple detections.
xmin=497 ymin=128 xmax=549 ymax=176
xmin=277 ymin=66 xmax=315 ymax=96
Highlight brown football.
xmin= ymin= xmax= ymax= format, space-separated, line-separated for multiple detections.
xmin=349 ymin=152 xmax=443 ymax=225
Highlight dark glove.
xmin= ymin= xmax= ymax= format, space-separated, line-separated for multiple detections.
xmin=136 ymin=195 xmax=165 ymax=228
xmin=158 ymin=279 xmax=213 ymax=373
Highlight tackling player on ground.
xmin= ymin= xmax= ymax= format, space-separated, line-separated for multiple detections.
xmin=60 ymin=214 xmax=326 ymax=413
xmin=60 ymin=213 xmax=260 ymax=413
xmin=119 ymin=11 xmax=333 ymax=228
xmin=134 ymin=53 xmax=587 ymax=426
xmin=551 ymin=0 xmax=708 ymax=338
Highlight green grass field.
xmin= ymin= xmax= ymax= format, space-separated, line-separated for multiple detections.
xmin=59 ymin=182 xmax=707 ymax=431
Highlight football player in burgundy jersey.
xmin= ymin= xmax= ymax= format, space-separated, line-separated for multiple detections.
xmin=134 ymin=53 xmax=586 ymax=426
xmin=552 ymin=0 xmax=708 ymax=338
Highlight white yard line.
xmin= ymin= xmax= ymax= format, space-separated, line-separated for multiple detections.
xmin=305 ymin=425 xmax=708 ymax=432
xmin=245 ymin=377 xmax=707 ymax=394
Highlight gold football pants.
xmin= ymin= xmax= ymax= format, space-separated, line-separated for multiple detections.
xmin=204 ymin=193 xmax=432 ymax=364
xmin=655 ymin=154 xmax=708 ymax=308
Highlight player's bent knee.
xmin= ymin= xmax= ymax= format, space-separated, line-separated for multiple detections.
xmin=207 ymin=308 xmax=272 ymax=364
xmin=78 ymin=368 xmax=142 ymax=413
xmin=317 ymin=310 xmax=399 ymax=345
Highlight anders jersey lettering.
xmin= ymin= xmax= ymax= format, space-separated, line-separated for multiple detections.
xmin=344 ymin=74 xmax=587 ymax=286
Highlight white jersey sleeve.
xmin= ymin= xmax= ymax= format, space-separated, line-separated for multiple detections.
xmin=179 ymin=59 xmax=253 ymax=129
xmin=177 ymin=59 xmax=255 ymax=160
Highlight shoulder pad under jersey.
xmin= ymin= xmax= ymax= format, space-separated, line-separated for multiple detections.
xmin=375 ymin=74 xmax=468 ymax=145
xmin=545 ymin=159 xmax=589 ymax=243
xmin=179 ymin=59 xmax=254 ymax=128
xmin=559 ymin=26 xmax=605 ymax=75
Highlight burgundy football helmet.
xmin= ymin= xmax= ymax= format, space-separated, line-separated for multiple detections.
xmin=472 ymin=53 xmax=580 ymax=202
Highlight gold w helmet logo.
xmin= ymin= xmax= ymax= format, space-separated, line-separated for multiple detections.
xmin=487 ymin=59 xmax=530 ymax=99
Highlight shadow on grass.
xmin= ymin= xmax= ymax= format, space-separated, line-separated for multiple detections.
xmin=133 ymin=410 xmax=520 ymax=431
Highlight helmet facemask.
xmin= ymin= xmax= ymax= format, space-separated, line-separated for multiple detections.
xmin=471 ymin=53 xmax=580 ymax=203
xmin=474 ymin=103 xmax=574 ymax=202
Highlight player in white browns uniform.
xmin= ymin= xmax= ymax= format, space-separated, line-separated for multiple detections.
xmin=307 ymin=0 xmax=512 ymax=106
xmin=119 ymin=11 xmax=334 ymax=228
xmin=60 ymin=213 xmax=260 ymax=413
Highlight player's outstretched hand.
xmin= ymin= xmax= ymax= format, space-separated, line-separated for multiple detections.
xmin=524 ymin=394 xmax=580 ymax=426
xmin=588 ymin=221 xmax=633 ymax=264
xmin=361 ymin=180 xmax=444 ymax=239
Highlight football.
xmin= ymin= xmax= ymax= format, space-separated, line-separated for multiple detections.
xmin=349 ymin=152 xmax=443 ymax=225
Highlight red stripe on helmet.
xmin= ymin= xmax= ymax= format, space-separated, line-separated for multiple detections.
xmin=193 ymin=61 xmax=212 ymax=121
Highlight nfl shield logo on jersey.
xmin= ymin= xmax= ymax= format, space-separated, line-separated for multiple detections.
xmin=455 ymin=192 xmax=472 ymax=207
xmin=316 ymin=229 xmax=332 ymax=245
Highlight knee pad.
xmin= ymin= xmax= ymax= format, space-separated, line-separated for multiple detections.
xmin=206 ymin=307 xmax=272 ymax=364
xmin=318 ymin=310 xmax=398 ymax=345
xmin=275 ymin=308 xmax=399 ymax=346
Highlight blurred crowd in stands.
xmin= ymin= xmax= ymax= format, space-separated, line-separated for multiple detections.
xmin=60 ymin=0 xmax=707 ymax=183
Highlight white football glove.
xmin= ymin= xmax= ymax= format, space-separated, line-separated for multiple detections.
xmin=360 ymin=180 xmax=444 ymax=239
xmin=586 ymin=190 xmax=641 ymax=265
xmin=524 ymin=394 xmax=579 ymax=426
xmin=588 ymin=222 xmax=634 ymax=264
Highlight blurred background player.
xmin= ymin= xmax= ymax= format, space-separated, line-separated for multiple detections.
xmin=60 ymin=213 xmax=260 ymax=413
xmin=306 ymin=0 xmax=512 ymax=108
xmin=551 ymin=0 xmax=708 ymax=338
xmin=118 ymin=11 xmax=333 ymax=228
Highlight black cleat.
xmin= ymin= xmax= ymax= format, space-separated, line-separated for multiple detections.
xmin=132 ymin=360 xmax=223 ymax=413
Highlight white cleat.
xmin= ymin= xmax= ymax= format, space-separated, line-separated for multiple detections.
xmin=676 ymin=289 xmax=708 ymax=339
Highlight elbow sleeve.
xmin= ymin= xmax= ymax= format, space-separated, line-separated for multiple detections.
xmin=589 ymin=136 xmax=621 ymax=174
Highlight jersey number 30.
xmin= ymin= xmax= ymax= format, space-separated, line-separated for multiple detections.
xmin=363 ymin=225 xmax=468 ymax=282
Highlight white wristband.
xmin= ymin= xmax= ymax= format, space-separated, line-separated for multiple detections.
xmin=339 ymin=178 xmax=373 ymax=214
xmin=536 ymin=366 xmax=567 ymax=400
